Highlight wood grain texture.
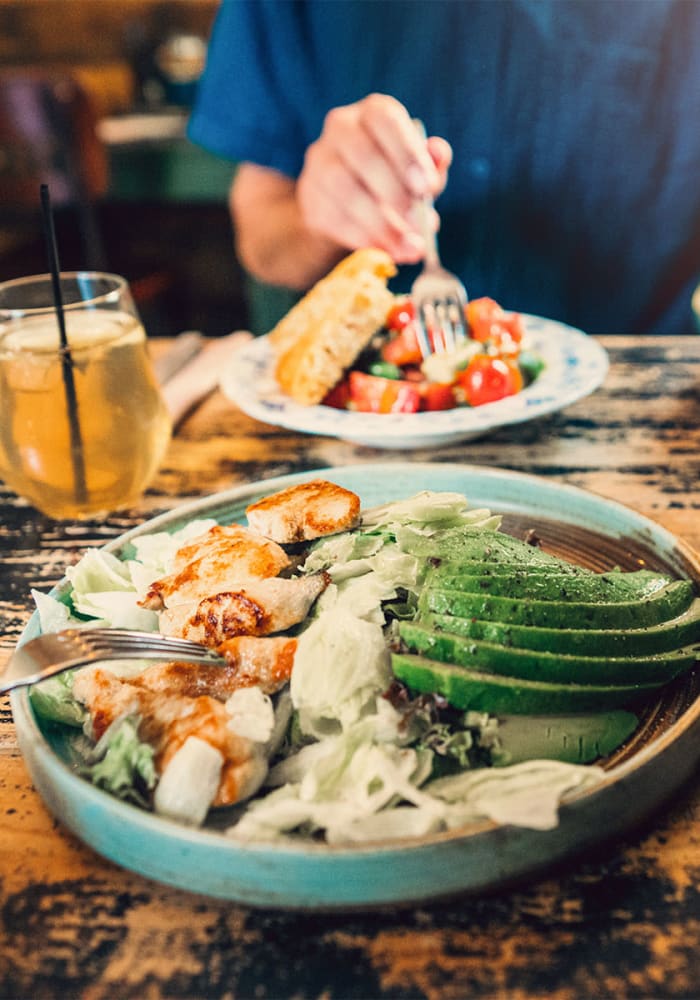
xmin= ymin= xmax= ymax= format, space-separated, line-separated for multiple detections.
xmin=1 ymin=335 xmax=699 ymax=999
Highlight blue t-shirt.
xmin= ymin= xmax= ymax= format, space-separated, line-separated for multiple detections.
xmin=189 ymin=0 xmax=700 ymax=335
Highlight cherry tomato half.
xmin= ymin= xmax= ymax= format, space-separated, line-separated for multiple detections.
xmin=385 ymin=298 xmax=416 ymax=331
xmin=466 ymin=296 xmax=524 ymax=346
xmin=457 ymin=355 xmax=523 ymax=406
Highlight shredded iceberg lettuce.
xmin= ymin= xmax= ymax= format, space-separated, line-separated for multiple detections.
xmin=81 ymin=714 xmax=157 ymax=806
xmin=31 ymin=588 xmax=89 ymax=633
xmin=29 ymin=671 xmax=86 ymax=728
xmin=127 ymin=517 xmax=217 ymax=574
xmin=361 ymin=490 xmax=501 ymax=532
xmin=291 ymin=609 xmax=392 ymax=736
xmin=427 ymin=760 xmax=605 ymax=832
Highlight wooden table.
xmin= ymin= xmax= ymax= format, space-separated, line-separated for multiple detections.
xmin=1 ymin=335 xmax=699 ymax=1000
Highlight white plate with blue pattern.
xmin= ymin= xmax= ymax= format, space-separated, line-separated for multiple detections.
xmin=220 ymin=316 xmax=609 ymax=449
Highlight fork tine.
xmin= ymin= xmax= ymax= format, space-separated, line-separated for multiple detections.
xmin=416 ymin=295 xmax=468 ymax=356
xmin=81 ymin=629 xmax=225 ymax=660
xmin=1 ymin=627 xmax=226 ymax=694
xmin=444 ymin=298 xmax=468 ymax=350
xmin=436 ymin=302 xmax=458 ymax=353
xmin=416 ymin=302 xmax=436 ymax=358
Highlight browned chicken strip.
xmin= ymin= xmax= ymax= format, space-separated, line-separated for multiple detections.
xmin=133 ymin=635 xmax=297 ymax=699
xmin=245 ymin=479 xmax=361 ymax=543
xmin=72 ymin=666 xmax=264 ymax=807
xmin=158 ymin=572 xmax=330 ymax=646
xmin=140 ymin=524 xmax=290 ymax=610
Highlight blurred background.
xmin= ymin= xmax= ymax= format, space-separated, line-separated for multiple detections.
xmin=0 ymin=0 xmax=249 ymax=336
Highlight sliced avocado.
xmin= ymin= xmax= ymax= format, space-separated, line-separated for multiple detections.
xmin=427 ymin=561 xmax=595 ymax=581
xmin=398 ymin=621 xmax=698 ymax=685
xmin=424 ymin=598 xmax=700 ymax=656
xmin=420 ymin=578 xmax=694 ymax=629
xmin=423 ymin=569 xmax=672 ymax=603
xmin=492 ymin=711 xmax=639 ymax=765
xmin=391 ymin=652 xmax=663 ymax=713
xmin=399 ymin=525 xmax=567 ymax=565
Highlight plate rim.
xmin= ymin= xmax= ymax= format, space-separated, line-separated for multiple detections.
xmin=219 ymin=316 xmax=610 ymax=447
xmin=10 ymin=462 xmax=700 ymax=907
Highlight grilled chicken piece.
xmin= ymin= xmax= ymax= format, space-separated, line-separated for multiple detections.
xmin=72 ymin=666 xmax=265 ymax=807
xmin=245 ymin=479 xmax=361 ymax=543
xmin=158 ymin=572 xmax=330 ymax=646
xmin=133 ymin=635 xmax=297 ymax=698
xmin=140 ymin=524 xmax=290 ymax=611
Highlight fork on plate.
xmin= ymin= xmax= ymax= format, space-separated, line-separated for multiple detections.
xmin=1 ymin=628 xmax=226 ymax=694
xmin=410 ymin=122 xmax=469 ymax=359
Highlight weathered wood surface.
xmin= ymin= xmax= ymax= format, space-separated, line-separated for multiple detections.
xmin=1 ymin=335 xmax=699 ymax=1000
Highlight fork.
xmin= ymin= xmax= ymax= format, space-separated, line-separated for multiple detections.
xmin=410 ymin=122 xmax=469 ymax=358
xmin=1 ymin=628 xmax=226 ymax=694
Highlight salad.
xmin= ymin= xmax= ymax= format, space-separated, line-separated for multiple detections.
xmin=27 ymin=488 xmax=649 ymax=845
xmin=323 ymin=296 xmax=545 ymax=414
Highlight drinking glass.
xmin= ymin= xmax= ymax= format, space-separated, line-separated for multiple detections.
xmin=0 ymin=272 xmax=172 ymax=519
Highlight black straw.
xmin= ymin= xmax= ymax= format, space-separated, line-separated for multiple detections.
xmin=40 ymin=183 xmax=87 ymax=506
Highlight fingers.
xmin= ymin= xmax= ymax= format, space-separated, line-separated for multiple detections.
xmin=427 ymin=136 xmax=453 ymax=193
xmin=359 ymin=93 xmax=440 ymax=197
xmin=296 ymin=93 xmax=451 ymax=262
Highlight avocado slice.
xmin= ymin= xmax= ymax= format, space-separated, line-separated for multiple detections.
xmin=423 ymin=598 xmax=700 ymax=656
xmin=427 ymin=560 xmax=594 ymax=580
xmin=420 ymin=578 xmax=695 ymax=629
xmin=399 ymin=525 xmax=568 ymax=565
xmin=398 ymin=621 xmax=699 ymax=685
xmin=424 ymin=568 xmax=673 ymax=603
xmin=427 ymin=561 xmax=595 ymax=580
xmin=391 ymin=652 xmax=664 ymax=713
xmin=492 ymin=711 xmax=639 ymax=765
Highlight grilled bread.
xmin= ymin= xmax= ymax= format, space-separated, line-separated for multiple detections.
xmin=270 ymin=248 xmax=397 ymax=405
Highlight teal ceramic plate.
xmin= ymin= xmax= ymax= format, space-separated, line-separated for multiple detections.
xmin=220 ymin=316 xmax=609 ymax=449
xmin=10 ymin=464 xmax=700 ymax=909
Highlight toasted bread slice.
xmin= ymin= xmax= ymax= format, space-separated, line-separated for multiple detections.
xmin=245 ymin=479 xmax=361 ymax=543
xmin=269 ymin=248 xmax=396 ymax=405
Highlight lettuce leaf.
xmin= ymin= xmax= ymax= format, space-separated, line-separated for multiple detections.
xmin=82 ymin=714 xmax=157 ymax=806
xmin=29 ymin=671 xmax=86 ymax=727
xmin=290 ymin=609 xmax=392 ymax=736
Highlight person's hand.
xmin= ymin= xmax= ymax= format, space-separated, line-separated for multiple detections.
xmin=296 ymin=93 xmax=452 ymax=263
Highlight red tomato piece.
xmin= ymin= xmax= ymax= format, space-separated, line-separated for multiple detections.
xmin=381 ymin=322 xmax=424 ymax=367
xmin=457 ymin=355 xmax=524 ymax=406
xmin=421 ymin=382 xmax=457 ymax=411
xmin=466 ymin=297 xmax=524 ymax=346
xmin=322 ymin=378 xmax=352 ymax=409
xmin=385 ymin=298 xmax=416 ymax=331
xmin=348 ymin=371 xmax=422 ymax=413
xmin=466 ymin=297 xmax=504 ymax=342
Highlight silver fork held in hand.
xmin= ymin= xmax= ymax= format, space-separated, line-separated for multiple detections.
xmin=410 ymin=120 xmax=468 ymax=358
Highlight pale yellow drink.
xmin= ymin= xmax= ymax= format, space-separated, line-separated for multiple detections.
xmin=0 ymin=308 xmax=172 ymax=518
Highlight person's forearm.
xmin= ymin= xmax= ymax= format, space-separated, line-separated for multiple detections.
xmin=230 ymin=166 xmax=346 ymax=290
